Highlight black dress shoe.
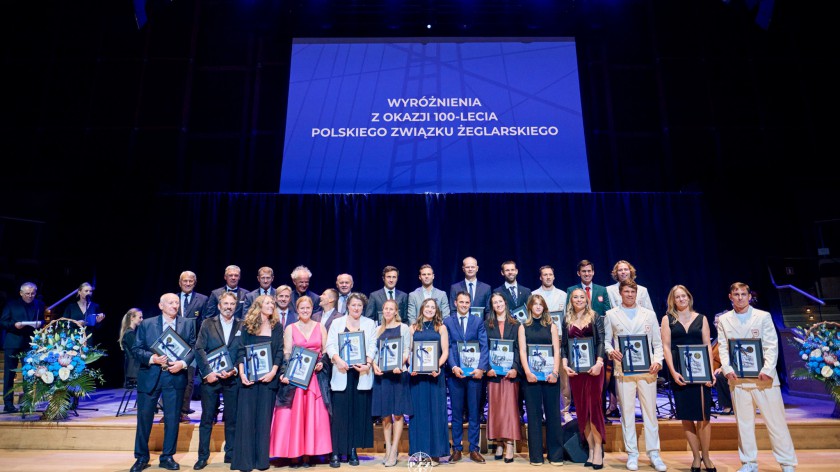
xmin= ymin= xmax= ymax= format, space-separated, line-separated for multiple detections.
xmin=130 ymin=460 xmax=150 ymax=472
xmin=159 ymin=458 xmax=180 ymax=470
xmin=349 ymin=448 xmax=359 ymax=466
xmin=193 ymin=459 xmax=208 ymax=470
xmin=224 ymin=456 xmax=233 ymax=464
xmin=3 ymin=405 xmax=18 ymax=414
xmin=330 ymin=453 xmax=341 ymax=468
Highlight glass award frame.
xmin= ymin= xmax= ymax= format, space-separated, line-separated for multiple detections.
xmin=728 ymin=338 xmax=764 ymax=378
xmin=568 ymin=336 xmax=595 ymax=373
xmin=378 ymin=336 xmax=403 ymax=372
xmin=206 ymin=345 xmax=234 ymax=374
xmin=676 ymin=344 xmax=712 ymax=383
xmin=411 ymin=340 xmax=439 ymax=374
xmin=469 ymin=306 xmax=485 ymax=318
xmin=244 ymin=342 xmax=273 ymax=382
xmin=617 ymin=334 xmax=651 ymax=373
xmin=151 ymin=326 xmax=191 ymax=362
xmin=488 ymin=338 xmax=514 ymax=375
xmin=457 ymin=341 xmax=480 ymax=375
xmin=526 ymin=343 xmax=554 ymax=381
xmin=338 ymin=331 xmax=366 ymax=366
xmin=510 ymin=305 xmax=528 ymax=324
xmin=286 ymin=345 xmax=318 ymax=389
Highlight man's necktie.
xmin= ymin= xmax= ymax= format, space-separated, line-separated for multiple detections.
xmin=388 ymin=290 xmax=394 ymax=300
xmin=585 ymin=286 xmax=591 ymax=300
xmin=460 ymin=316 xmax=467 ymax=335
xmin=468 ymin=282 xmax=474 ymax=301
xmin=509 ymin=286 xmax=517 ymax=303
xmin=280 ymin=312 xmax=286 ymax=327
xmin=183 ymin=294 xmax=190 ymax=316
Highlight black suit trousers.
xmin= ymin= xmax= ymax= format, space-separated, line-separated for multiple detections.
xmin=198 ymin=378 xmax=239 ymax=460
xmin=134 ymin=371 xmax=184 ymax=461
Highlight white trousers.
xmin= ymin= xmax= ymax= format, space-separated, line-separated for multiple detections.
xmin=616 ymin=375 xmax=660 ymax=455
xmin=731 ymin=384 xmax=797 ymax=466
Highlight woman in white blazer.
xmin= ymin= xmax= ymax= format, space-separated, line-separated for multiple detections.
xmin=326 ymin=293 xmax=378 ymax=467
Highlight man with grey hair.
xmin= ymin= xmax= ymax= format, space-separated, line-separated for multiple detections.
xmin=204 ymin=265 xmax=248 ymax=320
xmin=243 ymin=266 xmax=276 ymax=313
xmin=1 ymin=282 xmax=45 ymax=413
xmin=176 ymin=270 xmax=208 ymax=421
xmin=291 ymin=265 xmax=321 ymax=314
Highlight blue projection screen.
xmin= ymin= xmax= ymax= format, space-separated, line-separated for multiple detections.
xmin=280 ymin=37 xmax=590 ymax=194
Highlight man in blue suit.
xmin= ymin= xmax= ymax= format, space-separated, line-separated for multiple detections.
xmin=444 ymin=291 xmax=490 ymax=463
xmin=364 ymin=265 xmax=408 ymax=324
xmin=204 ymin=265 xmax=249 ymax=320
xmin=242 ymin=266 xmax=276 ymax=313
xmin=130 ymin=293 xmax=197 ymax=472
xmin=1 ymin=282 xmax=45 ymax=413
xmin=449 ymin=256 xmax=492 ymax=316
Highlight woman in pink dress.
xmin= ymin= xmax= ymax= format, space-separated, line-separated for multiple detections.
xmin=270 ymin=296 xmax=332 ymax=467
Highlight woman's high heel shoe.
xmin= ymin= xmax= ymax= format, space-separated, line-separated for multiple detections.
xmin=494 ymin=443 xmax=504 ymax=460
xmin=504 ymin=441 xmax=515 ymax=463
xmin=701 ymin=457 xmax=717 ymax=472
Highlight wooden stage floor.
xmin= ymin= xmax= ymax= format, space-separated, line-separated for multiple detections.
xmin=1 ymin=387 xmax=839 ymax=470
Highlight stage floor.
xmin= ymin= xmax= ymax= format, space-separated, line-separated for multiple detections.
xmin=1 ymin=388 xmax=839 ymax=471
xmin=0 ymin=449 xmax=837 ymax=471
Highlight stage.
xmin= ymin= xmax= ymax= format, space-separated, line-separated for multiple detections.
xmin=1 ymin=387 xmax=838 ymax=470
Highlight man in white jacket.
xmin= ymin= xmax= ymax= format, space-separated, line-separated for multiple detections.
xmin=604 ymin=280 xmax=666 ymax=472
xmin=717 ymin=282 xmax=797 ymax=472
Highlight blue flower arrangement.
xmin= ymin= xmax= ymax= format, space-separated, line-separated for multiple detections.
xmin=790 ymin=321 xmax=840 ymax=405
xmin=15 ymin=318 xmax=106 ymax=421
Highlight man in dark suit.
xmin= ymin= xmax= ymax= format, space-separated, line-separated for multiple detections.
xmin=364 ymin=265 xmax=408 ymax=324
xmin=130 ymin=293 xmax=197 ymax=472
xmin=444 ymin=291 xmax=490 ymax=463
xmin=494 ymin=260 xmax=532 ymax=311
xmin=203 ymin=265 xmax=248 ymax=320
xmin=1 ymin=282 xmax=45 ymax=413
xmin=314 ymin=288 xmax=342 ymax=333
xmin=449 ymin=256 xmax=492 ymax=316
xmin=274 ymin=285 xmax=297 ymax=330
xmin=290 ymin=265 xmax=322 ymax=315
xmin=177 ymin=270 xmax=209 ymax=421
xmin=192 ymin=292 xmax=242 ymax=470
xmin=335 ymin=273 xmax=354 ymax=314
xmin=565 ymin=259 xmax=611 ymax=316
xmin=242 ymin=266 xmax=276 ymax=313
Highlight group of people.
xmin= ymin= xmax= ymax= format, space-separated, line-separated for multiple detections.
xmin=36 ymin=257 xmax=792 ymax=472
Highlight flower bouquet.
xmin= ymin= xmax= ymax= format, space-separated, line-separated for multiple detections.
xmin=15 ymin=318 xmax=106 ymax=421
xmin=789 ymin=321 xmax=840 ymax=409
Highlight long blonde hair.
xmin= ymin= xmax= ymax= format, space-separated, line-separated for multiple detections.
xmin=666 ymin=284 xmax=695 ymax=325
xmin=377 ymin=298 xmax=402 ymax=337
xmin=524 ymin=294 xmax=552 ymax=328
xmin=564 ymin=288 xmax=596 ymax=328
xmin=243 ymin=294 xmax=279 ymax=334
xmin=118 ymin=308 xmax=142 ymax=349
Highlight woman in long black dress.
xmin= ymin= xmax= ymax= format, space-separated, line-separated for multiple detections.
xmin=372 ymin=299 xmax=412 ymax=467
xmin=517 ymin=294 xmax=563 ymax=466
xmin=118 ymin=308 xmax=143 ymax=388
xmin=660 ymin=285 xmax=716 ymax=472
xmin=232 ymin=295 xmax=284 ymax=472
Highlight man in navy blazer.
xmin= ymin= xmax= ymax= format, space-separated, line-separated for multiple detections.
xmin=364 ymin=265 xmax=408 ymax=324
xmin=444 ymin=291 xmax=490 ymax=463
xmin=193 ymin=292 xmax=242 ymax=469
xmin=290 ymin=265 xmax=322 ymax=315
xmin=493 ymin=260 xmax=532 ymax=312
xmin=130 ymin=293 xmax=197 ymax=472
xmin=449 ymin=256 xmax=492 ymax=316
xmin=242 ymin=266 xmax=276 ymax=313
xmin=203 ymin=265 xmax=249 ymax=320
xmin=1 ymin=282 xmax=45 ymax=413
xmin=177 ymin=270 xmax=209 ymax=420
xmin=274 ymin=285 xmax=298 ymax=329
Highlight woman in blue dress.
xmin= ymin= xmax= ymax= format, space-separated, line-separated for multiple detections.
xmin=372 ymin=299 xmax=412 ymax=466
xmin=408 ymin=298 xmax=450 ymax=464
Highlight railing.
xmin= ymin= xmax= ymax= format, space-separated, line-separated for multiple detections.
xmin=768 ymin=266 xmax=826 ymax=306
xmin=45 ymin=289 xmax=80 ymax=319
